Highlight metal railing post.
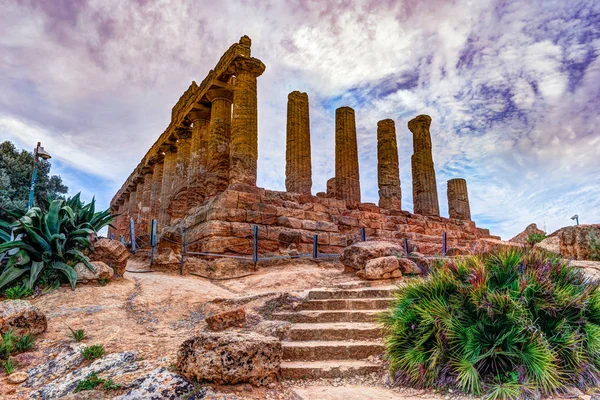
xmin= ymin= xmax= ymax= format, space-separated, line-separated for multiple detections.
xmin=120 ymin=235 xmax=125 ymax=244
xmin=442 ymin=232 xmax=447 ymax=257
xmin=252 ymin=225 xmax=259 ymax=264
xmin=109 ymin=232 xmax=114 ymax=240
xmin=150 ymin=219 xmax=157 ymax=267
xmin=129 ymin=218 xmax=136 ymax=254
xmin=180 ymin=227 xmax=187 ymax=276
xmin=360 ymin=227 xmax=366 ymax=241
xmin=312 ymin=234 xmax=318 ymax=259
xmin=403 ymin=238 xmax=409 ymax=256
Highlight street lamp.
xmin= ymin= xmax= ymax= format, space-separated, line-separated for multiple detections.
xmin=27 ymin=142 xmax=52 ymax=210
xmin=571 ymin=214 xmax=579 ymax=226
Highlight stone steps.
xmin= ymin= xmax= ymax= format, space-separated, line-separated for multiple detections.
xmin=287 ymin=322 xmax=382 ymax=341
xmin=307 ymin=288 xmax=393 ymax=300
xmin=283 ymin=340 xmax=384 ymax=361
xmin=280 ymin=360 xmax=382 ymax=380
xmin=296 ymin=298 xmax=394 ymax=311
xmin=272 ymin=310 xmax=382 ymax=323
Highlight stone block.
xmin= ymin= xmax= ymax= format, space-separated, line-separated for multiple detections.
xmin=301 ymin=220 xmax=318 ymax=231
xmin=87 ymin=238 xmax=129 ymax=277
xmin=207 ymin=207 xmax=247 ymax=222
xmin=75 ymin=261 xmax=114 ymax=283
xmin=277 ymin=216 xmax=303 ymax=229
xmin=213 ymin=190 xmax=240 ymax=209
xmin=246 ymin=210 xmax=262 ymax=224
xmin=238 ymin=192 xmax=260 ymax=209
xmin=339 ymin=240 xmax=405 ymax=270
xmin=206 ymin=308 xmax=246 ymax=331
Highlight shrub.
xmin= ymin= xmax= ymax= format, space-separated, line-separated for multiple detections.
xmin=14 ymin=333 xmax=35 ymax=353
xmin=380 ymin=249 xmax=600 ymax=399
xmin=74 ymin=372 xmax=121 ymax=392
xmin=526 ymin=233 xmax=545 ymax=246
xmin=2 ymin=358 xmax=16 ymax=374
xmin=0 ymin=194 xmax=114 ymax=291
xmin=588 ymin=230 xmax=600 ymax=261
xmin=81 ymin=344 xmax=105 ymax=360
xmin=68 ymin=327 xmax=87 ymax=342
xmin=4 ymin=283 xmax=33 ymax=299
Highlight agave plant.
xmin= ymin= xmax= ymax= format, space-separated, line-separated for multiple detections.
xmin=380 ymin=249 xmax=600 ymax=399
xmin=0 ymin=194 xmax=114 ymax=291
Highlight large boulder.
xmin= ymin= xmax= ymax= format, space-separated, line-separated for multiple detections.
xmin=339 ymin=241 xmax=404 ymax=270
xmin=75 ymin=261 xmax=114 ymax=283
xmin=359 ymin=256 xmax=402 ymax=280
xmin=510 ymin=223 xmax=545 ymax=244
xmin=534 ymin=235 xmax=560 ymax=254
xmin=113 ymin=367 xmax=194 ymax=400
xmin=0 ymin=300 xmax=47 ymax=336
xmin=557 ymin=225 xmax=600 ymax=260
xmin=176 ymin=331 xmax=281 ymax=386
xmin=88 ymin=238 xmax=129 ymax=277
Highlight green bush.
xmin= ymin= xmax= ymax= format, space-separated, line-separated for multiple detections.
xmin=74 ymin=372 xmax=121 ymax=392
xmin=588 ymin=230 xmax=600 ymax=261
xmin=68 ymin=326 xmax=87 ymax=342
xmin=4 ymin=284 xmax=33 ymax=299
xmin=380 ymin=249 xmax=600 ymax=399
xmin=0 ymin=194 xmax=114 ymax=291
xmin=526 ymin=233 xmax=545 ymax=246
xmin=81 ymin=344 xmax=105 ymax=360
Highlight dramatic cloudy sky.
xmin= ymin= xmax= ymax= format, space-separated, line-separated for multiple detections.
xmin=1 ymin=0 xmax=599 ymax=239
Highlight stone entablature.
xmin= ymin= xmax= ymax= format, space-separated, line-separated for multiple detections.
xmin=108 ymin=35 xmax=495 ymax=255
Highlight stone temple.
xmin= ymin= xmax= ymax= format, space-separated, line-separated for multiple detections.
xmin=108 ymin=35 xmax=499 ymax=256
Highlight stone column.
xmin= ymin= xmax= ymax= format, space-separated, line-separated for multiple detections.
xmin=119 ymin=195 xmax=129 ymax=238
xmin=447 ymin=178 xmax=471 ymax=220
xmin=335 ymin=106 xmax=360 ymax=204
xmin=285 ymin=91 xmax=312 ymax=195
xmin=170 ymin=128 xmax=192 ymax=221
xmin=159 ymin=145 xmax=178 ymax=230
xmin=205 ymin=89 xmax=233 ymax=197
xmin=229 ymin=57 xmax=266 ymax=188
xmin=408 ymin=114 xmax=440 ymax=216
xmin=127 ymin=185 xmax=138 ymax=230
xmin=377 ymin=119 xmax=401 ymax=210
xmin=188 ymin=110 xmax=211 ymax=208
xmin=139 ymin=169 xmax=153 ymax=230
xmin=149 ymin=158 xmax=164 ymax=224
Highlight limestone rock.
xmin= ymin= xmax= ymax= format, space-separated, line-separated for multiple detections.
xmin=339 ymin=241 xmax=404 ymax=270
xmin=398 ymin=258 xmax=422 ymax=275
xmin=447 ymin=178 xmax=471 ymax=220
xmin=286 ymin=91 xmax=312 ymax=195
xmin=0 ymin=300 xmax=47 ymax=336
xmin=188 ymin=258 xmax=254 ymax=279
xmin=75 ymin=261 xmax=114 ymax=283
xmin=253 ymin=320 xmax=291 ymax=340
xmin=409 ymin=114 xmax=439 ymax=216
xmin=510 ymin=223 xmax=545 ymax=244
xmin=557 ymin=225 xmax=600 ymax=260
xmin=7 ymin=371 xmax=28 ymax=384
xmin=534 ymin=235 xmax=560 ymax=254
xmin=377 ymin=119 xmax=401 ymax=211
xmin=206 ymin=308 xmax=246 ymax=331
xmin=30 ymin=351 xmax=138 ymax=399
xmin=570 ymin=260 xmax=600 ymax=281
xmin=446 ymin=247 xmax=469 ymax=256
xmin=176 ymin=331 xmax=281 ymax=385
xmin=26 ymin=344 xmax=85 ymax=388
xmin=334 ymin=107 xmax=360 ymax=204
xmin=361 ymin=256 xmax=400 ymax=280
xmin=113 ymin=367 xmax=195 ymax=400
xmin=88 ymin=238 xmax=129 ymax=277
xmin=408 ymin=252 xmax=434 ymax=273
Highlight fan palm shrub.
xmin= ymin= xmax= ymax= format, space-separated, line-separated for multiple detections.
xmin=0 ymin=194 xmax=114 ymax=291
xmin=380 ymin=249 xmax=600 ymax=399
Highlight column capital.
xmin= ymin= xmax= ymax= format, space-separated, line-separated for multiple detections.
xmin=206 ymin=88 xmax=233 ymax=103
xmin=148 ymin=152 xmax=164 ymax=165
xmin=160 ymin=143 xmax=178 ymax=154
xmin=408 ymin=114 xmax=432 ymax=132
xmin=176 ymin=127 xmax=193 ymax=140
xmin=188 ymin=110 xmax=211 ymax=123
xmin=233 ymin=57 xmax=265 ymax=78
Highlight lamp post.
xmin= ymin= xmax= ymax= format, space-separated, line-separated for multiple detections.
xmin=571 ymin=214 xmax=579 ymax=226
xmin=27 ymin=142 xmax=52 ymax=210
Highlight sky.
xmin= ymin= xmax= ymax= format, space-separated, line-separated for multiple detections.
xmin=1 ymin=0 xmax=599 ymax=240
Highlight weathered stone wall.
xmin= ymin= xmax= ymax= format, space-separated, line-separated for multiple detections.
xmin=163 ymin=188 xmax=498 ymax=257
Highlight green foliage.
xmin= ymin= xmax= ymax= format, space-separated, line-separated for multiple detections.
xmin=588 ymin=230 xmax=600 ymax=261
xmin=0 ymin=329 xmax=35 ymax=365
xmin=81 ymin=344 xmax=105 ymax=360
xmin=98 ymin=277 xmax=110 ymax=286
xmin=15 ymin=333 xmax=35 ymax=353
xmin=0 ymin=141 xmax=68 ymax=217
xmin=381 ymin=249 xmax=600 ymax=399
xmin=74 ymin=372 xmax=121 ymax=392
xmin=4 ymin=283 xmax=33 ymax=299
xmin=0 ymin=194 xmax=114 ymax=291
xmin=526 ymin=233 xmax=546 ymax=246
xmin=2 ymin=358 xmax=16 ymax=374
xmin=68 ymin=326 xmax=87 ymax=342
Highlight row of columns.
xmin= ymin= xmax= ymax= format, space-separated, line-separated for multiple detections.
xmin=283 ymin=94 xmax=471 ymax=220
xmin=111 ymin=54 xmax=266 ymax=237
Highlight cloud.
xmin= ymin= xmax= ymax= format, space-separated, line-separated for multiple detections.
xmin=0 ymin=0 xmax=599 ymax=239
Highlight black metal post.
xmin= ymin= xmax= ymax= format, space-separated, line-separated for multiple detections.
xmin=403 ymin=238 xmax=409 ymax=256
xmin=109 ymin=232 xmax=114 ymax=240
xmin=180 ymin=227 xmax=187 ymax=276
xmin=129 ymin=218 xmax=136 ymax=254
xmin=120 ymin=235 xmax=125 ymax=244
xmin=360 ymin=227 xmax=366 ymax=241
xmin=150 ymin=219 xmax=157 ymax=267
xmin=252 ymin=225 xmax=259 ymax=264
xmin=442 ymin=232 xmax=447 ymax=257
xmin=312 ymin=234 xmax=318 ymax=259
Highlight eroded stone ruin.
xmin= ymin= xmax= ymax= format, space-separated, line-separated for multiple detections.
xmin=108 ymin=35 xmax=499 ymax=256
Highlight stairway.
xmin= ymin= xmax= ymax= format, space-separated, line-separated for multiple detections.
xmin=271 ymin=286 xmax=394 ymax=379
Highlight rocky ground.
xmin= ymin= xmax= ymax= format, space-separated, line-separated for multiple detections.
xmin=2 ymin=256 xmax=600 ymax=399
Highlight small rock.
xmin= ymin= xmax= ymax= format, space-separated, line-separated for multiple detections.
xmin=8 ymin=371 xmax=28 ymax=384
xmin=0 ymin=300 xmax=47 ymax=336
xmin=87 ymin=238 xmax=129 ymax=277
xmin=113 ymin=367 xmax=195 ymax=400
xmin=205 ymin=308 xmax=246 ymax=332
xmin=74 ymin=261 xmax=114 ymax=283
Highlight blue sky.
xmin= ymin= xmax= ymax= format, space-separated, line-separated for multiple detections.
xmin=1 ymin=0 xmax=599 ymax=239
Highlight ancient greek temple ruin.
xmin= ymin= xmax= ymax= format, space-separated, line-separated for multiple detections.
xmin=108 ymin=36 xmax=498 ymax=255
